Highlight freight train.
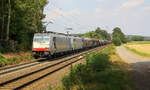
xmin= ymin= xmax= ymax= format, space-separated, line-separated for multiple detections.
xmin=32 ymin=31 xmax=109 ymax=59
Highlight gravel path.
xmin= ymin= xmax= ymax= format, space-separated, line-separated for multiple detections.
xmin=116 ymin=46 xmax=150 ymax=90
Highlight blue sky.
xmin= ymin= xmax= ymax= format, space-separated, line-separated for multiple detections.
xmin=44 ymin=0 xmax=150 ymax=36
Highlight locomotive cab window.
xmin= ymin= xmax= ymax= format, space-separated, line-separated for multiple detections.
xmin=34 ymin=37 xmax=49 ymax=42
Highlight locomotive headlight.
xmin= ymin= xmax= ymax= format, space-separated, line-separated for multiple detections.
xmin=32 ymin=52 xmax=36 ymax=55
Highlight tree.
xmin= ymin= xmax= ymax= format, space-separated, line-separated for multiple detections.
xmin=0 ymin=0 xmax=47 ymax=51
xmin=82 ymin=27 xmax=110 ymax=40
xmin=6 ymin=0 xmax=11 ymax=40
xmin=131 ymin=36 xmax=144 ymax=41
xmin=112 ymin=27 xmax=126 ymax=46
xmin=95 ymin=27 xmax=111 ymax=40
xmin=84 ymin=31 xmax=97 ymax=38
xmin=112 ymin=37 xmax=122 ymax=46
xmin=0 ymin=0 xmax=6 ymax=40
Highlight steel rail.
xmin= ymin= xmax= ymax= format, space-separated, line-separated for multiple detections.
xmin=0 ymin=46 xmax=107 ymax=90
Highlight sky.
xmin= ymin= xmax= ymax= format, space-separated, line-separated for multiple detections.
xmin=43 ymin=0 xmax=150 ymax=36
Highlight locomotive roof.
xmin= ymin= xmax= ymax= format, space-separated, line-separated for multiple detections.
xmin=34 ymin=32 xmax=82 ymax=38
xmin=34 ymin=32 xmax=100 ymax=41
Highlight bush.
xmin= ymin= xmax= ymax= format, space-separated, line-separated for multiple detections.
xmin=112 ymin=37 xmax=122 ymax=46
xmin=62 ymin=64 xmax=91 ymax=89
xmin=62 ymin=49 xmax=112 ymax=90
xmin=86 ymin=53 xmax=110 ymax=72
xmin=62 ymin=46 xmax=132 ymax=90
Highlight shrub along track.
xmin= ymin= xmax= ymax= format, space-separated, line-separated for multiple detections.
xmin=0 ymin=45 xmax=108 ymax=90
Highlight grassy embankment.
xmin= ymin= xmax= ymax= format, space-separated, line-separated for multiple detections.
xmin=0 ymin=52 xmax=34 ymax=67
xmin=124 ymin=41 xmax=150 ymax=57
xmin=61 ymin=45 xmax=133 ymax=90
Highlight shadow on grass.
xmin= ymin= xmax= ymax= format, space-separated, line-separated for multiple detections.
xmin=129 ymin=61 xmax=150 ymax=90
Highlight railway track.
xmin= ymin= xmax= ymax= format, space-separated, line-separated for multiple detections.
xmin=0 ymin=55 xmax=70 ymax=76
xmin=0 ymin=46 xmax=107 ymax=90
xmin=0 ymin=49 xmax=88 ymax=76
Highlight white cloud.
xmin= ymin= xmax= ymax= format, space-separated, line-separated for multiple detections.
xmin=51 ymin=9 xmax=80 ymax=16
xmin=122 ymin=0 xmax=144 ymax=8
xmin=44 ymin=8 xmax=81 ymax=21
xmin=44 ymin=0 xmax=150 ymax=36
xmin=96 ymin=0 xmax=104 ymax=3
xmin=144 ymin=7 xmax=150 ymax=10
xmin=95 ymin=8 xmax=102 ymax=13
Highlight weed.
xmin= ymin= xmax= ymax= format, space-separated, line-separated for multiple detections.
xmin=0 ymin=54 xmax=10 ymax=66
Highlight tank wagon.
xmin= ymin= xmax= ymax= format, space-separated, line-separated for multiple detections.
xmin=32 ymin=32 xmax=109 ymax=58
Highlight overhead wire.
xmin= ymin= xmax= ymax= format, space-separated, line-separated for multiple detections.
xmin=45 ymin=0 xmax=96 ymax=33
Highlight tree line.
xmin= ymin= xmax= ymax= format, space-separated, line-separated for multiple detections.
xmin=77 ymin=27 xmax=111 ymax=41
xmin=80 ymin=26 xmax=148 ymax=46
xmin=77 ymin=27 xmax=127 ymax=46
xmin=0 ymin=0 xmax=47 ymax=52
xmin=127 ymin=35 xmax=146 ymax=41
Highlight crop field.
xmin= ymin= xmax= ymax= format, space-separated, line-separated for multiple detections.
xmin=127 ymin=41 xmax=150 ymax=44
xmin=124 ymin=41 xmax=150 ymax=57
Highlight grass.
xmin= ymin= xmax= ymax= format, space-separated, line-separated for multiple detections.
xmin=124 ymin=42 xmax=150 ymax=57
xmin=0 ymin=52 xmax=34 ymax=67
xmin=61 ymin=45 xmax=133 ymax=90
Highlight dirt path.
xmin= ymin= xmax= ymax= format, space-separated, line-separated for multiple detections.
xmin=116 ymin=46 xmax=150 ymax=90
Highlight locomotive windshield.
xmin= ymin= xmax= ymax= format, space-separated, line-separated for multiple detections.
xmin=33 ymin=34 xmax=50 ymax=49
xmin=34 ymin=38 xmax=49 ymax=42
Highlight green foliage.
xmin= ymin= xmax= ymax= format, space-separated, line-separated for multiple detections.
xmin=112 ymin=27 xmax=127 ymax=46
xmin=86 ymin=53 xmax=110 ymax=71
xmin=126 ymin=35 xmax=149 ymax=41
xmin=62 ymin=46 xmax=132 ymax=90
xmin=95 ymin=27 xmax=111 ymax=40
xmin=131 ymin=36 xmax=144 ymax=41
xmin=93 ymin=69 xmax=129 ymax=90
xmin=78 ymin=27 xmax=111 ymax=40
xmin=84 ymin=31 xmax=97 ymax=38
xmin=0 ymin=0 xmax=47 ymax=52
xmin=62 ymin=64 xmax=90 ymax=89
xmin=0 ymin=54 xmax=9 ymax=66
xmin=112 ymin=37 xmax=122 ymax=46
